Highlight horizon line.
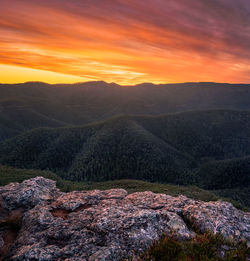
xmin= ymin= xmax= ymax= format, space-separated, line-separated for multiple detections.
xmin=1 ymin=80 xmax=250 ymax=87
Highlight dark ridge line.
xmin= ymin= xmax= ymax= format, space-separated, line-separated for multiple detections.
xmin=1 ymin=81 xmax=250 ymax=88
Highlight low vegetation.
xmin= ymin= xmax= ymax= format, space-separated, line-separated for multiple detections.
xmin=63 ymin=179 xmax=218 ymax=201
xmin=213 ymin=187 xmax=250 ymax=211
xmin=139 ymin=233 xmax=249 ymax=261
xmin=0 ymin=165 xmax=65 ymax=188
xmin=0 ymin=165 xmax=247 ymax=210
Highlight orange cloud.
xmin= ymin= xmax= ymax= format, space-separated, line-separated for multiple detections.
xmin=1 ymin=0 xmax=250 ymax=84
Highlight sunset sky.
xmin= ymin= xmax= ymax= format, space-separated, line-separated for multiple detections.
xmin=1 ymin=0 xmax=250 ymax=84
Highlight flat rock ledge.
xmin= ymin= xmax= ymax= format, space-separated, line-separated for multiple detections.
xmin=0 ymin=177 xmax=249 ymax=260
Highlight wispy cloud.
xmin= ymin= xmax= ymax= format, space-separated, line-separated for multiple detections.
xmin=1 ymin=0 xmax=250 ymax=84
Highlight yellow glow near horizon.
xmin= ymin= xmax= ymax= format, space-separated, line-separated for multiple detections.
xmin=1 ymin=1 xmax=250 ymax=84
xmin=0 ymin=64 xmax=90 ymax=84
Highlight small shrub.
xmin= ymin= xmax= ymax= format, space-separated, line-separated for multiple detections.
xmin=139 ymin=233 xmax=249 ymax=261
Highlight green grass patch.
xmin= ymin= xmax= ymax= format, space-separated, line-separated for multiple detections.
xmin=62 ymin=179 xmax=218 ymax=202
xmin=0 ymin=165 xmax=247 ymax=210
xmin=0 ymin=165 xmax=65 ymax=188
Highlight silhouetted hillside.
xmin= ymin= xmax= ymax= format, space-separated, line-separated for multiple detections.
xmin=1 ymin=82 xmax=250 ymax=141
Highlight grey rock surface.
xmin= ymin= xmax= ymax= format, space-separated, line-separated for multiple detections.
xmin=0 ymin=177 xmax=249 ymax=260
xmin=0 ymin=177 xmax=60 ymax=210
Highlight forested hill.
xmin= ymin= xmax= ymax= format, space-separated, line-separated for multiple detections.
xmin=1 ymin=81 xmax=250 ymax=141
xmin=0 ymin=110 xmax=249 ymax=191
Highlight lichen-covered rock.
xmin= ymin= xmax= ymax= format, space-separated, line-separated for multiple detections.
xmin=182 ymin=200 xmax=250 ymax=242
xmin=0 ymin=177 xmax=249 ymax=261
xmin=0 ymin=177 xmax=60 ymax=210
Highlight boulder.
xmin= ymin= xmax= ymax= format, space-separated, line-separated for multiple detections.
xmin=0 ymin=177 xmax=60 ymax=210
xmin=0 ymin=177 xmax=249 ymax=260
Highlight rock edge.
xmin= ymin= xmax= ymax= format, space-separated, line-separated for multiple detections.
xmin=0 ymin=177 xmax=249 ymax=260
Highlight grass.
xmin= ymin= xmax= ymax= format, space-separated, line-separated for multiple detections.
xmin=0 ymin=165 xmax=247 ymax=210
xmin=62 ymin=179 xmax=248 ymax=210
xmin=0 ymin=165 xmax=65 ymax=188
xmin=62 ymin=179 xmax=219 ymax=202
xmin=213 ymin=187 xmax=250 ymax=211
xmin=138 ymin=232 xmax=249 ymax=261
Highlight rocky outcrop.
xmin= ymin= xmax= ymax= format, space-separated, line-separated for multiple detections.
xmin=0 ymin=178 xmax=60 ymax=210
xmin=0 ymin=177 xmax=249 ymax=260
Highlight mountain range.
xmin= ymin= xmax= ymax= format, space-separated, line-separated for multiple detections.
xmin=0 ymin=82 xmax=249 ymax=208
xmin=1 ymin=81 xmax=250 ymax=141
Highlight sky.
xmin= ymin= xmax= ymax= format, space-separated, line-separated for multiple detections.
xmin=1 ymin=0 xmax=250 ymax=85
